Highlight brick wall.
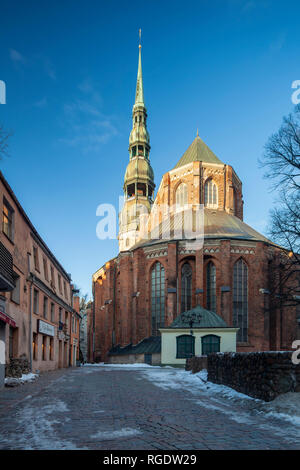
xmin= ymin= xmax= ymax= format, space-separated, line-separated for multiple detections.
xmin=186 ymin=355 xmax=208 ymax=373
xmin=207 ymin=352 xmax=300 ymax=401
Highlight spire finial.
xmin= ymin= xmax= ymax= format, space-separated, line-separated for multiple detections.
xmin=197 ymin=128 xmax=199 ymax=137
xmin=139 ymin=28 xmax=142 ymax=48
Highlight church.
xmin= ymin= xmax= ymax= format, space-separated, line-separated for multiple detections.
xmin=92 ymin=42 xmax=298 ymax=364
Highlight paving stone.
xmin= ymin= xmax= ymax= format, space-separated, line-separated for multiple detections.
xmin=0 ymin=365 xmax=299 ymax=450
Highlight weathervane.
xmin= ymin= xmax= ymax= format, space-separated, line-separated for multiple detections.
xmin=139 ymin=28 xmax=142 ymax=48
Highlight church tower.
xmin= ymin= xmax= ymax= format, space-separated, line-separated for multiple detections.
xmin=119 ymin=37 xmax=155 ymax=251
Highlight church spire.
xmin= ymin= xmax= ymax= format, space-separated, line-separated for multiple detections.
xmin=119 ymin=33 xmax=155 ymax=252
xmin=134 ymin=29 xmax=145 ymax=108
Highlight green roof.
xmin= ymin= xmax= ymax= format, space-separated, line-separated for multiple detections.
xmin=173 ymin=135 xmax=223 ymax=169
xmin=109 ymin=336 xmax=161 ymax=356
xmin=168 ymin=305 xmax=228 ymax=329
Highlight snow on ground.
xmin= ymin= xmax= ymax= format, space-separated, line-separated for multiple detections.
xmin=135 ymin=365 xmax=300 ymax=432
xmin=83 ymin=363 xmax=300 ymax=433
xmin=5 ymin=372 xmax=39 ymax=387
xmin=90 ymin=428 xmax=142 ymax=441
xmin=0 ymin=399 xmax=82 ymax=450
xmin=83 ymin=362 xmax=157 ymax=368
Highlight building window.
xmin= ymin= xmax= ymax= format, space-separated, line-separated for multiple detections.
xmin=58 ymin=274 xmax=62 ymax=293
xmin=65 ymin=312 xmax=69 ymax=331
xmin=43 ymin=258 xmax=49 ymax=281
xmin=204 ymin=180 xmax=218 ymax=208
xmin=43 ymin=296 xmax=48 ymax=319
xmin=64 ymin=281 xmax=67 ymax=298
xmin=33 ymin=333 xmax=38 ymax=360
xmin=33 ymin=289 xmax=39 ymax=314
xmin=9 ymin=327 xmax=17 ymax=358
xmin=2 ymin=198 xmax=14 ymax=241
xmin=201 ymin=334 xmax=220 ymax=355
xmin=176 ymin=183 xmax=188 ymax=209
xmin=181 ymin=262 xmax=192 ymax=313
xmin=233 ymin=188 xmax=237 ymax=216
xmin=59 ymin=307 xmax=62 ymax=323
xmin=50 ymin=266 xmax=55 ymax=287
xmin=49 ymin=338 xmax=54 ymax=360
xmin=176 ymin=334 xmax=195 ymax=359
xmin=50 ymin=303 xmax=55 ymax=322
xmin=206 ymin=262 xmax=216 ymax=312
xmin=233 ymin=259 xmax=248 ymax=343
xmin=42 ymin=335 xmax=47 ymax=360
xmin=11 ymin=274 xmax=20 ymax=304
xmin=33 ymin=246 xmax=39 ymax=271
xmin=151 ymin=262 xmax=165 ymax=336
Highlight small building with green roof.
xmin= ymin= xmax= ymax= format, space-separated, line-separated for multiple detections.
xmin=160 ymin=305 xmax=239 ymax=366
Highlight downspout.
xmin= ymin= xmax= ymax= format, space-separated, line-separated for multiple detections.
xmin=112 ymin=264 xmax=116 ymax=347
xmin=92 ymin=281 xmax=95 ymax=362
xmin=27 ymin=253 xmax=33 ymax=372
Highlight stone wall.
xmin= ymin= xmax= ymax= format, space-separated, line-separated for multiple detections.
xmin=186 ymin=355 xmax=208 ymax=373
xmin=207 ymin=352 xmax=300 ymax=401
xmin=5 ymin=356 xmax=30 ymax=378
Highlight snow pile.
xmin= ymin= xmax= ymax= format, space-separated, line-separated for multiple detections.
xmin=5 ymin=372 xmax=39 ymax=387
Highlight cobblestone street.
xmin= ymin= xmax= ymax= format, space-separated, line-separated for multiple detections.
xmin=0 ymin=365 xmax=299 ymax=450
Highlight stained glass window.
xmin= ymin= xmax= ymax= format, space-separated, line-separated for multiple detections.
xmin=151 ymin=262 xmax=165 ymax=335
xmin=233 ymin=259 xmax=248 ymax=342
xmin=206 ymin=262 xmax=216 ymax=312
xmin=204 ymin=180 xmax=218 ymax=207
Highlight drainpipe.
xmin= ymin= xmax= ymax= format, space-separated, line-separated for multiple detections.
xmin=27 ymin=253 xmax=33 ymax=372
xmin=28 ymin=279 xmax=33 ymax=371
xmin=92 ymin=281 xmax=95 ymax=362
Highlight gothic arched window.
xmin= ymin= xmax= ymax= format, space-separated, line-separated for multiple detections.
xmin=176 ymin=334 xmax=195 ymax=359
xmin=206 ymin=262 xmax=216 ymax=312
xmin=151 ymin=262 xmax=165 ymax=336
xmin=181 ymin=262 xmax=192 ymax=313
xmin=233 ymin=259 xmax=248 ymax=343
xmin=204 ymin=180 xmax=218 ymax=208
xmin=176 ymin=183 xmax=188 ymax=208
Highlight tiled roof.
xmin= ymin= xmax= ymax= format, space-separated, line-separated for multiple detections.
xmin=109 ymin=336 xmax=161 ymax=356
xmin=173 ymin=135 xmax=223 ymax=169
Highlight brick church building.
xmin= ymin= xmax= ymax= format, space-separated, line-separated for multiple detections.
xmin=92 ymin=43 xmax=299 ymax=363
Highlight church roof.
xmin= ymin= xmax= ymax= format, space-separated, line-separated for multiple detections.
xmin=131 ymin=208 xmax=275 ymax=250
xmin=173 ymin=134 xmax=223 ymax=169
xmin=109 ymin=336 xmax=161 ymax=356
xmin=165 ymin=305 xmax=229 ymax=329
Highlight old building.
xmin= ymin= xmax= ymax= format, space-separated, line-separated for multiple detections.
xmin=0 ymin=171 xmax=80 ymax=375
xmin=92 ymin=43 xmax=299 ymax=364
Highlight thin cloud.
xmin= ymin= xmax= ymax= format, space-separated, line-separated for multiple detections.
xmin=10 ymin=48 xmax=27 ymax=66
xmin=34 ymin=97 xmax=48 ymax=108
xmin=60 ymin=81 xmax=118 ymax=153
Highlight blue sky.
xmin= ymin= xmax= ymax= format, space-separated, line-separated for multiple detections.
xmin=0 ymin=0 xmax=299 ymax=298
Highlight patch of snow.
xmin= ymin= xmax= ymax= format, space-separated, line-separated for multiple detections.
xmin=5 ymin=372 xmax=39 ymax=387
xmin=91 ymin=428 xmax=142 ymax=440
xmin=7 ymin=399 xmax=82 ymax=450
xmin=84 ymin=363 xmax=159 ymax=368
